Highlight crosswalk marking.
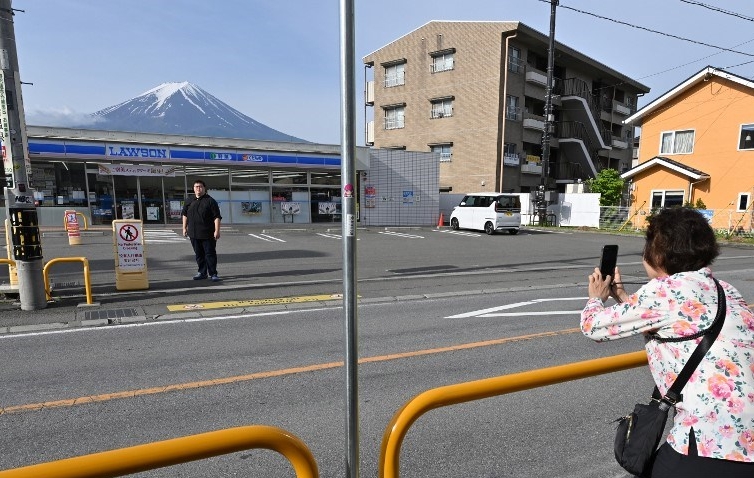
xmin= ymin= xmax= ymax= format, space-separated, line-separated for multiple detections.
xmin=249 ymin=233 xmax=286 ymax=242
xmin=143 ymin=230 xmax=186 ymax=244
xmin=378 ymin=231 xmax=424 ymax=239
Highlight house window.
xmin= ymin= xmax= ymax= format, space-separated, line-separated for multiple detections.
xmin=508 ymin=46 xmax=522 ymax=73
xmin=660 ymin=130 xmax=694 ymax=154
xmin=383 ymin=106 xmax=405 ymax=130
xmin=739 ymin=124 xmax=754 ymax=150
xmin=506 ymin=95 xmax=521 ymax=121
xmin=651 ymin=190 xmax=684 ymax=209
xmin=430 ymin=98 xmax=453 ymax=119
xmin=737 ymin=193 xmax=751 ymax=212
xmin=430 ymin=51 xmax=454 ymax=73
xmin=384 ymin=62 xmax=405 ymax=87
xmin=430 ymin=144 xmax=453 ymax=162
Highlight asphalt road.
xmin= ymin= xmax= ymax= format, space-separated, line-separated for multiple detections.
xmin=1 ymin=225 xmax=753 ymax=477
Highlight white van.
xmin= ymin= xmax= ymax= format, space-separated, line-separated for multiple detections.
xmin=449 ymin=193 xmax=521 ymax=235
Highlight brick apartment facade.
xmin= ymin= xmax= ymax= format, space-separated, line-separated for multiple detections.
xmin=363 ymin=21 xmax=650 ymax=194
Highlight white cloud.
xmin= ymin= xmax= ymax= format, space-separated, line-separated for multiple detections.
xmin=24 ymin=108 xmax=105 ymax=128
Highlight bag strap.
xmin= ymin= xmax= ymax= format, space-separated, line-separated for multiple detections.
xmin=656 ymin=278 xmax=726 ymax=407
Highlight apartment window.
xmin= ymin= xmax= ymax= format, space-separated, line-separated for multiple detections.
xmin=738 ymin=193 xmax=751 ymax=212
xmin=383 ymin=105 xmax=405 ymax=130
xmin=430 ymin=143 xmax=453 ymax=162
xmin=508 ymin=46 xmax=522 ymax=73
xmin=506 ymin=95 xmax=521 ymax=121
xmin=430 ymin=48 xmax=455 ymax=73
xmin=660 ymin=130 xmax=694 ymax=154
xmin=651 ymin=190 xmax=684 ymax=209
xmin=738 ymin=123 xmax=754 ymax=150
xmin=430 ymin=97 xmax=453 ymax=118
xmin=383 ymin=61 xmax=405 ymax=87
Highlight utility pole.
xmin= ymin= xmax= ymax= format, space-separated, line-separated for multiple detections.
xmin=538 ymin=0 xmax=558 ymax=226
xmin=0 ymin=0 xmax=46 ymax=310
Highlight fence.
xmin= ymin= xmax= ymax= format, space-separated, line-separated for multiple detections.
xmin=600 ymin=205 xmax=754 ymax=237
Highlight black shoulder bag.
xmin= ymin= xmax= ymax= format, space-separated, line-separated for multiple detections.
xmin=613 ymin=278 xmax=726 ymax=478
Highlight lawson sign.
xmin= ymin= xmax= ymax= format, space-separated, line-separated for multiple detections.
xmin=107 ymin=145 xmax=168 ymax=158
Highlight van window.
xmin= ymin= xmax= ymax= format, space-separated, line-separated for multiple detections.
xmin=495 ymin=195 xmax=521 ymax=211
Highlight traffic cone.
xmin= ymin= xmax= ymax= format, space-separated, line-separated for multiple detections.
xmin=437 ymin=212 xmax=444 ymax=227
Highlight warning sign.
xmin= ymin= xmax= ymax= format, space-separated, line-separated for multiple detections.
xmin=114 ymin=222 xmax=145 ymax=270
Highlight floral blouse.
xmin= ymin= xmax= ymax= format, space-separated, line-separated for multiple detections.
xmin=581 ymin=268 xmax=754 ymax=462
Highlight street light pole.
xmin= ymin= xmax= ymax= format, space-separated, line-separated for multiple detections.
xmin=0 ymin=0 xmax=46 ymax=310
xmin=538 ymin=0 xmax=558 ymax=226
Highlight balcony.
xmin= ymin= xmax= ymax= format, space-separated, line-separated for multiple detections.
xmin=611 ymin=137 xmax=628 ymax=149
xmin=523 ymin=113 xmax=545 ymax=131
xmin=365 ymin=81 xmax=374 ymax=105
xmin=365 ymin=121 xmax=374 ymax=145
xmin=503 ymin=153 xmax=521 ymax=166
xmin=521 ymin=162 xmax=543 ymax=174
xmin=613 ymin=101 xmax=631 ymax=116
xmin=525 ymin=67 xmax=547 ymax=86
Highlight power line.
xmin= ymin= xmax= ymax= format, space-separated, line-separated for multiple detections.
xmin=546 ymin=1 xmax=754 ymax=57
xmin=679 ymin=0 xmax=754 ymax=23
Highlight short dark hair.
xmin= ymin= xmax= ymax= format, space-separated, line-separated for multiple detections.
xmin=193 ymin=179 xmax=207 ymax=188
xmin=643 ymin=207 xmax=719 ymax=275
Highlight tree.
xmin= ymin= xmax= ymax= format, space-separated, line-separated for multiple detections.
xmin=586 ymin=168 xmax=624 ymax=206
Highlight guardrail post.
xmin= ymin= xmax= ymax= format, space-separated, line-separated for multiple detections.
xmin=43 ymin=257 xmax=96 ymax=306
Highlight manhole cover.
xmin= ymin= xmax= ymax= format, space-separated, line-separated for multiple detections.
xmin=83 ymin=308 xmax=139 ymax=321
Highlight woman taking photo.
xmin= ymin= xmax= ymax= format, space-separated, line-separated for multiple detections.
xmin=581 ymin=207 xmax=754 ymax=477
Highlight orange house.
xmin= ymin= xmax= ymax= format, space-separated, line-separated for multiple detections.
xmin=622 ymin=67 xmax=754 ymax=231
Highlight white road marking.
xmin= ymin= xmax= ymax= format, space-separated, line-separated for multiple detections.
xmin=447 ymin=297 xmax=587 ymax=319
xmin=378 ymin=231 xmax=424 ymax=239
xmin=249 ymin=233 xmax=286 ymax=242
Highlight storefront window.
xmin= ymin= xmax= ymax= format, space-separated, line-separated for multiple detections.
xmin=30 ymin=162 xmax=88 ymax=207
xmin=271 ymin=187 xmax=309 ymax=224
xmin=311 ymin=187 xmax=341 ymax=223
xmin=272 ymin=170 xmax=307 ymax=184
xmin=164 ymin=170 xmax=187 ymax=224
xmin=311 ymin=171 xmax=340 ymax=185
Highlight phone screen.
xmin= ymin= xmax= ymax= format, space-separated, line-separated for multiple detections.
xmin=599 ymin=244 xmax=619 ymax=278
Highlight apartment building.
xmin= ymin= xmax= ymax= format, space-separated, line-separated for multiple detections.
xmin=362 ymin=21 xmax=650 ymax=194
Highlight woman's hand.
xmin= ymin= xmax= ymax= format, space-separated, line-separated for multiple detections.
xmin=588 ymin=267 xmax=613 ymax=302
xmin=588 ymin=266 xmax=629 ymax=304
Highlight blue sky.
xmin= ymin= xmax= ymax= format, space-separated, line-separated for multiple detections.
xmin=14 ymin=0 xmax=754 ymax=145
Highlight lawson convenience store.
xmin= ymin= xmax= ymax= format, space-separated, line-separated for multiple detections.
xmin=6 ymin=126 xmax=370 ymax=227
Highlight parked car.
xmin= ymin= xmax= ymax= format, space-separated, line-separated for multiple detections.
xmin=449 ymin=193 xmax=521 ymax=235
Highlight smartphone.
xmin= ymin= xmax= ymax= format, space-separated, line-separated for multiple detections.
xmin=599 ymin=244 xmax=619 ymax=279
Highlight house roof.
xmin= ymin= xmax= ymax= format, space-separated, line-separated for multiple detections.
xmin=624 ymin=66 xmax=754 ymax=125
xmin=620 ymin=156 xmax=710 ymax=181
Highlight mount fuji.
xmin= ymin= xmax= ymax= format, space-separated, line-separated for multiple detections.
xmin=88 ymin=82 xmax=306 ymax=142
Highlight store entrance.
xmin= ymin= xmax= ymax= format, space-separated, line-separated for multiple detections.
xmin=87 ymin=171 xmax=173 ymax=225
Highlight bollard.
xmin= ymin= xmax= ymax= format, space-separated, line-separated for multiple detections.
xmin=16 ymin=260 xmax=47 ymax=310
xmin=64 ymin=210 xmax=82 ymax=246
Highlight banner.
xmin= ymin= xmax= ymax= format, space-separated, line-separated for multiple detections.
xmin=98 ymin=164 xmax=177 ymax=177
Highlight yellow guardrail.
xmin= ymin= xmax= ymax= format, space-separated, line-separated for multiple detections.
xmin=63 ymin=212 xmax=89 ymax=231
xmin=42 ymin=257 xmax=93 ymax=305
xmin=379 ymin=350 xmax=648 ymax=478
xmin=0 ymin=425 xmax=318 ymax=478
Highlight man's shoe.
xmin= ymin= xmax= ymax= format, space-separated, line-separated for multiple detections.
xmin=210 ymin=275 xmax=220 ymax=282
xmin=193 ymin=273 xmax=207 ymax=280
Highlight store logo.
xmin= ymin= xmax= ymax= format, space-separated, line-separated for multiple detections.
xmin=107 ymin=146 xmax=168 ymax=158
xmin=242 ymin=154 xmax=265 ymax=162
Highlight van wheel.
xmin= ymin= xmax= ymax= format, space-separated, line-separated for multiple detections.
xmin=484 ymin=222 xmax=495 ymax=235
xmin=508 ymin=229 xmax=519 ymax=235
xmin=450 ymin=218 xmax=459 ymax=230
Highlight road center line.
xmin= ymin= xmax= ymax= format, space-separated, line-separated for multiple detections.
xmin=0 ymin=328 xmax=580 ymax=415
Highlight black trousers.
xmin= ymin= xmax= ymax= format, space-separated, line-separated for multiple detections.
xmin=651 ymin=442 xmax=754 ymax=477
xmin=190 ymin=237 xmax=218 ymax=277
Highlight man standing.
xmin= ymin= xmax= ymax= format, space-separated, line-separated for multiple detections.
xmin=182 ymin=179 xmax=222 ymax=282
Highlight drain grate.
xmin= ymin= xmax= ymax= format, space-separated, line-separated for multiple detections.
xmin=83 ymin=308 xmax=139 ymax=321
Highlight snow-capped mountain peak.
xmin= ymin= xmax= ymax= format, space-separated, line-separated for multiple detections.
xmin=89 ymin=82 xmax=304 ymax=142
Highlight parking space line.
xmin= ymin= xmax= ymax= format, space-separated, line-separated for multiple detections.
xmin=378 ymin=231 xmax=424 ymax=239
xmin=249 ymin=233 xmax=286 ymax=242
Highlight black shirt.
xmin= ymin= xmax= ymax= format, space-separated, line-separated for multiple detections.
xmin=181 ymin=194 xmax=222 ymax=240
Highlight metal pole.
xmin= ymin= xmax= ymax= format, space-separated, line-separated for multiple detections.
xmin=539 ymin=0 xmax=558 ymax=226
xmin=0 ymin=0 xmax=46 ymax=310
xmin=339 ymin=0 xmax=359 ymax=477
